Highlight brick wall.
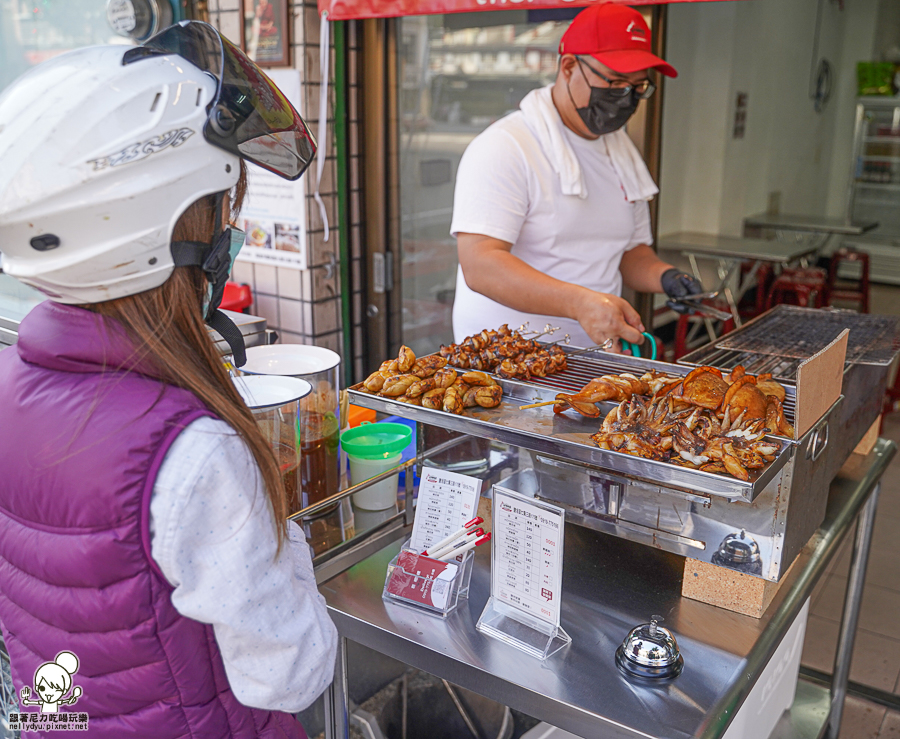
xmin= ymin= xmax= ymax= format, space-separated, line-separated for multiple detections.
xmin=207 ymin=0 xmax=343 ymax=356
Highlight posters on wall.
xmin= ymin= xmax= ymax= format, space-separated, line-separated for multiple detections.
xmin=242 ymin=0 xmax=291 ymax=67
xmin=236 ymin=68 xmax=308 ymax=271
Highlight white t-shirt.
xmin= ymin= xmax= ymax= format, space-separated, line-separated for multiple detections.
xmin=450 ymin=111 xmax=652 ymax=347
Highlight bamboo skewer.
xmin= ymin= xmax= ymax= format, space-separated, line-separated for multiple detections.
xmin=519 ymin=399 xmax=560 ymax=410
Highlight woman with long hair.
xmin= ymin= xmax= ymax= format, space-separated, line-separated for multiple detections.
xmin=0 ymin=22 xmax=336 ymax=738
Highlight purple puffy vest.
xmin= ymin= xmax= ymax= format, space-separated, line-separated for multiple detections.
xmin=0 ymin=302 xmax=307 ymax=739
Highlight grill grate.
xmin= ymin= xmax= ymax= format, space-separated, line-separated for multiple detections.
xmin=679 ymin=347 xmax=808 ymax=383
xmin=524 ymin=355 xmax=657 ymax=394
xmin=715 ymin=305 xmax=900 ymax=367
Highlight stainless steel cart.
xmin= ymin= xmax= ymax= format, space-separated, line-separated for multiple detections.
xmin=319 ymin=439 xmax=894 ymax=739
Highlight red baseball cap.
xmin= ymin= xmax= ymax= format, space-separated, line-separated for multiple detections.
xmin=559 ymin=4 xmax=678 ymax=78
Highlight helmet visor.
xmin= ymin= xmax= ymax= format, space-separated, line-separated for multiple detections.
xmin=123 ymin=21 xmax=315 ymax=181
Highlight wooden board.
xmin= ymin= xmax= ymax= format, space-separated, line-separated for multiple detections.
xmin=795 ymin=329 xmax=848 ymax=438
xmin=682 ymin=558 xmax=796 ymax=618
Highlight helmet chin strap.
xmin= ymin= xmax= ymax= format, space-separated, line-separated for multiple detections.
xmin=171 ymin=192 xmax=247 ymax=367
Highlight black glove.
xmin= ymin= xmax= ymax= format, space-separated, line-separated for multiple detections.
xmin=661 ymin=268 xmax=704 ymax=315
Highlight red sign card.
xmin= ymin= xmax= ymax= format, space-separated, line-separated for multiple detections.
xmin=385 ymin=551 xmax=459 ymax=610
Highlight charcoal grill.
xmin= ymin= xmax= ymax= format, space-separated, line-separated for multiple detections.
xmin=348 ymin=307 xmax=898 ymax=582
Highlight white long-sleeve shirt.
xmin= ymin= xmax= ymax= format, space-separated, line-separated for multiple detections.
xmin=150 ymin=416 xmax=337 ymax=713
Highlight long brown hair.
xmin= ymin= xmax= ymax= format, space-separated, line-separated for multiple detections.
xmin=91 ymin=162 xmax=289 ymax=551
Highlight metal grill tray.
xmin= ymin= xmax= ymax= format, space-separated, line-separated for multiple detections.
xmin=349 ymin=353 xmax=793 ymax=502
xmin=681 ymin=305 xmax=900 ymax=382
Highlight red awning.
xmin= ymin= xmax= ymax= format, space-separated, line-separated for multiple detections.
xmin=319 ymin=0 xmax=734 ymax=21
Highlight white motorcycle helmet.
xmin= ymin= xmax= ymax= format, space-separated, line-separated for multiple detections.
xmin=0 ymin=21 xmax=316 ymax=364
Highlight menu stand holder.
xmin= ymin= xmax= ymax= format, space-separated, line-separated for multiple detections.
xmin=476 ymin=598 xmax=570 ymax=660
xmin=476 ymin=488 xmax=570 ymax=661
xmin=382 ymin=541 xmax=475 ymax=618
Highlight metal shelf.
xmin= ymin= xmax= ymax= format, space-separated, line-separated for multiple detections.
xmin=864 ymin=135 xmax=900 ymax=143
xmin=853 ymin=181 xmax=900 ymax=190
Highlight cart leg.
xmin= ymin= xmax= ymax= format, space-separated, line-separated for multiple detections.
xmin=825 ymin=482 xmax=881 ymax=739
xmin=325 ymin=636 xmax=350 ymax=739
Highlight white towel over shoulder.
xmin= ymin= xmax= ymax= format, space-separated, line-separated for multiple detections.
xmin=518 ymin=84 xmax=658 ymax=203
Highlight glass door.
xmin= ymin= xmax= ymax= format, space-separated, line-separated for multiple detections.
xmin=396 ymin=9 xmax=656 ymax=356
xmin=396 ymin=12 xmax=566 ymax=356
xmin=850 ymin=99 xmax=900 ymax=239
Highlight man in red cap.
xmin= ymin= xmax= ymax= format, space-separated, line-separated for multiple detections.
xmin=451 ymin=3 xmax=703 ymax=350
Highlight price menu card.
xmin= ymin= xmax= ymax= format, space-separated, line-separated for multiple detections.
xmin=492 ymin=488 xmax=564 ymax=628
xmin=409 ymin=467 xmax=481 ymax=554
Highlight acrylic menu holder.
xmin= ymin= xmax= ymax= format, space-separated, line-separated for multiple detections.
xmin=476 ymin=487 xmax=570 ymax=660
xmin=382 ymin=539 xmax=475 ymax=618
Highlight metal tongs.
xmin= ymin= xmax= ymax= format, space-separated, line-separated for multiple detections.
xmin=666 ymin=290 xmax=733 ymax=321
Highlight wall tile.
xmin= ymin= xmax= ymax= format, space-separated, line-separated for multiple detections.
xmin=309 ymin=228 xmax=339 ymax=267
xmin=312 ymin=298 xmax=340 ymax=334
xmin=312 ymin=262 xmax=339 ymax=300
xmin=302 ymin=301 xmax=314 ymax=333
xmin=279 ymin=330 xmax=312 ymax=345
xmin=350 ymin=190 xmax=361 ymax=224
xmin=351 ymin=225 xmax=362 ymax=258
xmin=304 ymin=45 xmax=322 ymax=84
xmin=255 ymin=293 xmax=279 ymax=328
xmin=232 ymin=260 xmax=255 ymax=290
xmin=350 ymin=155 xmax=360 ymax=192
xmin=255 ymin=263 xmax=278 ymax=295
xmin=316 ymin=331 xmax=342 ymax=354
xmin=304 ymin=5 xmax=321 ymax=42
xmin=217 ymin=10 xmax=242 ymax=46
xmin=279 ymin=297 xmax=305 ymax=333
xmin=348 ymin=49 xmax=358 ymax=86
xmin=277 ymin=267 xmax=302 ymax=299
xmin=301 ymin=269 xmax=313 ymax=300
xmin=308 ymin=195 xmax=337 ymax=233
xmin=349 ymin=86 xmax=358 ymax=121
xmin=291 ymin=6 xmax=305 ymax=47
xmin=349 ymin=121 xmax=359 ymax=157
xmin=311 ymin=157 xmax=336 ymax=196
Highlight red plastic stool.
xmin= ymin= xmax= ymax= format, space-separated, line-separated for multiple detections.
xmin=827 ymin=247 xmax=870 ymax=313
xmin=765 ymin=267 xmax=827 ymax=310
xmin=738 ymin=261 xmax=774 ymax=319
xmin=220 ymin=281 xmax=253 ymax=313
xmin=673 ymin=306 xmax=735 ymax=360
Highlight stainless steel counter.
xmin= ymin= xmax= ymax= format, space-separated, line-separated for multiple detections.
xmin=743 ymin=213 xmax=878 ymax=237
xmin=320 ymin=440 xmax=896 ymax=739
xmin=658 ymin=232 xmax=820 ymax=263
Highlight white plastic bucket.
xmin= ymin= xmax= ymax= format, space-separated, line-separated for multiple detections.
xmin=349 ymin=453 xmax=402 ymax=510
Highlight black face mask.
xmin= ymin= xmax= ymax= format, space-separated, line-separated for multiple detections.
xmin=567 ymin=61 xmax=640 ymax=136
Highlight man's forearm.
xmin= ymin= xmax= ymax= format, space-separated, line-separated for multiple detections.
xmin=619 ymin=244 xmax=674 ymax=293
xmin=457 ymin=232 xmax=645 ymax=344
xmin=461 ymin=247 xmax=589 ymax=320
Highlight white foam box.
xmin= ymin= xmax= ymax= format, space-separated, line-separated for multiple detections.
xmin=521 ymin=599 xmax=810 ymax=739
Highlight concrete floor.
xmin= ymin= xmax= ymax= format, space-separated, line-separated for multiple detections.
xmin=800 ymin=282 xmax=900 ymax=738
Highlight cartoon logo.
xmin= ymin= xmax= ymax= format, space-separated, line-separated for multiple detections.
xmin=19 ymin=651 xmax=82 ymax=714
